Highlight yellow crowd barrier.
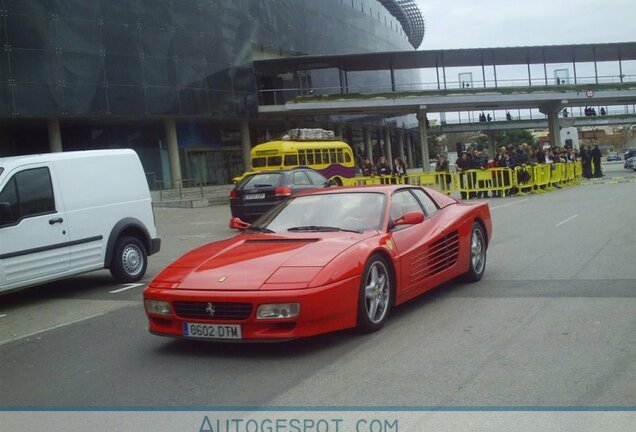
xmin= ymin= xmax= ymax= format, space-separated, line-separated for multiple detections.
xmin=343 ymin=162 xmax=582 ymax=199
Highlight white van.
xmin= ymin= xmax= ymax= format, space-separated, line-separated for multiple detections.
xmin=0 ymin=149 xmax=161 ymax=294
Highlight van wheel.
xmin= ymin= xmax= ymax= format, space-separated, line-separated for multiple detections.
xmin=110 ymin=236 xmax=147 ymax=283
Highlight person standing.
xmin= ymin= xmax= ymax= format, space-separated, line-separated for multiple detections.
xmin=392 ymin=158 xmax=407 ymax=176
xmin=361 ymin=158 xmax=375 ymax=177
xmin=375 ymin=156 xmax=391 ymax=176
xmin=580 ymin=145 xmax=592 ymax=179
xmin=590 ymin=144 xmax=603 ymax=178
xmin=455 ymin=152 xmax=472 ymax=200
xmin=435 ymin=154 xmax=451 ymax=193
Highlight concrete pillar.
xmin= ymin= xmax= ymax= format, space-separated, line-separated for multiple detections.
xmin=540 ymin=101 xmax=565 ymax=149
xmin=364 ymin=125 xmax=373 ymax=162
xmin=485 ymin=131 xmax=497 ymax=158
xmin=398 ymin=130 xmax=406 ymax=162
xmin=48 ymin=119 xmax=63 ymax=152
xmin=384 ymin=127 xmax=393 ymax=164
xmin=548 ymin=111 xmax=561 ymax=148
xmin=240 ymin=119 xmax=251 ymax=173
xmin=417 ymin=108 xmax=430 ymax=172
xmin=164 ymin=118 xmax=182 ymax=188
xmin=406 ymin=133 xmax=414 ymax=169
xmin=335 ymin=123 xmax=343 ymax=139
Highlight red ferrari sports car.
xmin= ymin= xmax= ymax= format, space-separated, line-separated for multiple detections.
xmin=144 ymin=185 xmax=492 ymax=341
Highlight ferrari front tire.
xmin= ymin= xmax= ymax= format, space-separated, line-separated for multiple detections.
xmin=357 ymin=254 xmax=392 ymax=333
xmin=458 ymin=222 xmax=486 ymax=282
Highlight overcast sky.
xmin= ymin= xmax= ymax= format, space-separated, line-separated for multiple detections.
xmin=417 ymin=0 xmax=636 ymax=50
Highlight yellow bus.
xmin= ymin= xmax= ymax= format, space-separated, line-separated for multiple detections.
xmin=238 ymin=138 xmax=356 ymax=185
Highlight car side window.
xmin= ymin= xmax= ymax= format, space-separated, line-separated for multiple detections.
xmin=390 ymin=190 xmax=423 ymax=222
xmin=0 ymin=167 xmax=56 ymax=226
xmin=305 ymin=170 xmax=327 ymax=185
xmin=411 ymin=189 xmax=439 ymax=217
xmin=292 ymin=171 xmax=311 ymax=185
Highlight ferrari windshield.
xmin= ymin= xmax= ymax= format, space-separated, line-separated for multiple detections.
xmin=252 ymin=192 xmax=386 ymax=233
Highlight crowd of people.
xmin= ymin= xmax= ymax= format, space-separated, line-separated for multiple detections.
xmin=357 ymin=141 xmax=603 ymax=199
xmin=436 ymin=143 xmax=603 ymax=198
xmin=361 ymin=156 xmax=408 ymax=177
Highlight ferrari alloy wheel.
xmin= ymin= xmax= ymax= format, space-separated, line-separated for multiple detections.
xmin=459 ymin=222 xmax=486 ymax=282
xmin=357 ymin=254 xmax=392 ymax=333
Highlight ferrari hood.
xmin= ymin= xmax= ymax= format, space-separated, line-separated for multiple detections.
xmin=153 ymin=233 xmax=373 ymax=291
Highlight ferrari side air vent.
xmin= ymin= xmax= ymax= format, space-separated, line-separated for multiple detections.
xmin=410 ymin=231 xmax=460 ymax=284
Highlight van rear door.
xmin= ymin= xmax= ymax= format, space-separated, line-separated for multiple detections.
xmin=0 ymin=164 xmax=70 ymax=292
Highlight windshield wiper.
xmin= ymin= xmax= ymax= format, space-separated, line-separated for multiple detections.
xmin=287 ymin=225 xmax=362 ymax=234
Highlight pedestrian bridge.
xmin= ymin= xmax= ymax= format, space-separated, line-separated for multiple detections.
xmin=254 ymin=42 xmax=636 ymax=168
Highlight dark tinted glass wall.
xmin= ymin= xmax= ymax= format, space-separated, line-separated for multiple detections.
xmin=0 ymin=0 xmax=413 ymax=119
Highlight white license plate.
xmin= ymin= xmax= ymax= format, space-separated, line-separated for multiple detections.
xmin=243 ymin=193 xmax=265 ymax=200
xmin=183 ymin=323 xmax=242 ymax=340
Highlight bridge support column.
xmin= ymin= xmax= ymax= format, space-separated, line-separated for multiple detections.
xmin=335 ymin=122 xmax=343 ymax=139
xmin=547 ymin=111 xmax=561 ymax=149
xmin=48 ymin=119 xmax=63 ymax=152
xmin=406 ymin=133 xmax=414 ymax=169
xmin=398 ymin=129 xmax=406 ymax=163
xmin=164 ymin=117 xmax=182 ymax=188
xmin=417 ymin=107 xmax=430 ymax=172
xmin=384 ymin=127 xmax=393 ymax=164
xmin=364 ymin=125 xmax=373 ymax=162
xmin=540 ymin=101 xmax=565 ymax=149
xmin=240 ymin=119 xmax=251 ymax=173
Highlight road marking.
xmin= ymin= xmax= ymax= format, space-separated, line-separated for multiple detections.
xmin=0 ymin=311 xmax=110 ymax=347
xmin=555 ymin=214 xmax=579 ymax=227
xmin=0 ymin=314 xmax=7 ymax=318
xmin=109 ymin=283 xmax=144 ymax=294
xmin=490 ymin=198 xmax=529 ymax=210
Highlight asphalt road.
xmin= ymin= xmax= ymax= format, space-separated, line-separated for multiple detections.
xmin=1 ymin=163 xmax=635 ymax=408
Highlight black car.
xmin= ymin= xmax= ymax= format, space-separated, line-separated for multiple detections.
xmin=230 ymin=168 xmax=332 ymax=225
xmin=625 ymin=148 xmax=636 ymax=161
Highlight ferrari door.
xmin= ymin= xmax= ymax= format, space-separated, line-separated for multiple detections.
xmin=389 ymin=189 xmax=455 ymax=298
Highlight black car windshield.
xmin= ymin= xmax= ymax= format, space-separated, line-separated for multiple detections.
xmin=252 ymin=192 xmax=385 ymax=233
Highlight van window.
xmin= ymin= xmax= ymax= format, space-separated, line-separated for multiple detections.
xmin=0 ymin=167 xmax=55 ymax=225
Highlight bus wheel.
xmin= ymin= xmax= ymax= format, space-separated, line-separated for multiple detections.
xmin=332 ymin=177 xmax=343 ymax=186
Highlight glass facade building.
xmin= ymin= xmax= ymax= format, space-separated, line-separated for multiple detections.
xmin=0 ymin=0 xmax=423 ymax=185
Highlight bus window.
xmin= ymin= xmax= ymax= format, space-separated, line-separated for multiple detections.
xmin=267 ymin=156 xmax=282 ymax=167
xmin=322 ymin=150 xmax=330 ymax=164
xmin=344 ymin=152 xmax=352 ymax=163
xmin=336 ymin=149 xmax=344 ymax=163
xmin=252 ymin=157 xmax=267 ymax=168
xmin=299 ymin=151 xmax=306 ymax=165
xmin=306 ymin=151 xmax=314 ymax=165
xmin=284 ymin=154 xmax=298 ymax=166
xmin=329 ymin=149 xmax=337 ymax=164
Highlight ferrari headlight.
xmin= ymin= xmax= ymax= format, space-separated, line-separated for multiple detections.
xmin=256 ymin=303 xmax=300 ymax=320
xmin=144 ymin=299 xmax=172 ymax=316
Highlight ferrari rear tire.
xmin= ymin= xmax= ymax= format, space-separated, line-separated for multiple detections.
xmin=357 ymin=254 xmax=392 ymax=333
xmin=458 ymin=222 xmax=486 ymax=282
